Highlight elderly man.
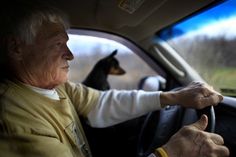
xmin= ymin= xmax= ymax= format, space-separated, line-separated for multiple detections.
xmin=0 ymin=0 xmax=229 ymax=157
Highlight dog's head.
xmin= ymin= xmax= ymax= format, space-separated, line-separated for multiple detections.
xmin=100 ymin=49 xmax=126 ymax=75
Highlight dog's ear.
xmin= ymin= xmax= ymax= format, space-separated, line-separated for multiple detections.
xmin=104 ymin=49 xmax=117 ymax=61
xmin=109 ymin=49 xmax=117 ymax=57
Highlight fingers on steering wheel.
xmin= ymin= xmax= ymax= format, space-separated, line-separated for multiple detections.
xmin=200 ymin=139 xmax=230 ymax=157
xmin=201 ymin=83 xmax=223 ymax=101
xmin=191 ymin=114 xmax=208 ymax=131
xmin=200 ymin=94 xmax=221 ymax=107
xmin=210 ymin=133 xmax=225 ymax=145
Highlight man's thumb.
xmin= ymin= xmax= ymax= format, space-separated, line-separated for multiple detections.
xmin=192 ymin=114 xmax=208 ymax=131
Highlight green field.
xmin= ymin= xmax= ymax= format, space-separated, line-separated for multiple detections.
xmin=205 ymin=67 xmax=236 ymax=96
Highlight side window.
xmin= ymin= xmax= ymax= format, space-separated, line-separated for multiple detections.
xmin=67 ymin=33 xmax=159 ymax=90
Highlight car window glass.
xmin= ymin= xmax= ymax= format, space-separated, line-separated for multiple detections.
xmin=67 ymin=34 xmax=157 ymax=90
xmin=157 ymin=0 xmax=236 ymax=96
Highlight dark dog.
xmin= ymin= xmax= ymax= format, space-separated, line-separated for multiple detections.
xmin=82 ymin=49 xmax=126 ymax=90
xmin=81 ymin=50 xmax=127 ymax=157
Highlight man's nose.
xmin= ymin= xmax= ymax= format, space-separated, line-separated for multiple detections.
xmin=64 ymin=46 xmax=74 ymax=60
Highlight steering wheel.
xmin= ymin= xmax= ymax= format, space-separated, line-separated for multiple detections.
xmin=136 ymin=105 xmax=216 ymax=157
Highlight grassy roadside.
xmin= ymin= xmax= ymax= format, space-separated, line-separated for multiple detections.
xmin=207 ymin=67 xmax=236 ymax=96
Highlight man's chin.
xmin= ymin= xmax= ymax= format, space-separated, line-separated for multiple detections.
xmin=53 ymin=76 xmax=68 ymax=86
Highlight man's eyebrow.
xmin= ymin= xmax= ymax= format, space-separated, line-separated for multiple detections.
xmin=46 ymin=32 xmax=68 ymax=40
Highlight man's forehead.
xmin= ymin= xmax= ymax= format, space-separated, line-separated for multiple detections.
xmin=36 ymin=22 xmax=68 ymax=41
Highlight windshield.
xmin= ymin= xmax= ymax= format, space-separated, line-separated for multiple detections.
xmin=157 ymin=0 xmax=236 ymax=96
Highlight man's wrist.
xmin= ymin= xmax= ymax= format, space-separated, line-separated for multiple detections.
xmin=160 ymin=91 xmax=177 ymax=107
xmin=154 ymin=147 xmax=169 ymax=157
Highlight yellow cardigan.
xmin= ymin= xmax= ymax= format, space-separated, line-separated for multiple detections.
xmin=0 ymin=80 xmax=100 ymax=157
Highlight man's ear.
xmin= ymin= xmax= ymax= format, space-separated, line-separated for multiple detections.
xmin=7 ymin=37 xmax=24 ymax=61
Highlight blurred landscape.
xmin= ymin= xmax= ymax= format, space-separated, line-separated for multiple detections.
xmin=169 ymin=35 xmax=236 ymax=95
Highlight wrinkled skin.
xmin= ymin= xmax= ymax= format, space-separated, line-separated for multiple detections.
xmin=8 ymin=22 xmax=74 ymax=89
xmin=158 ymin=82 xmax=229 ymax=157
xmin=162 ymin=115 xmax=230 ymax=157
xmin=160 ymin=81 xmax=223 ymax=109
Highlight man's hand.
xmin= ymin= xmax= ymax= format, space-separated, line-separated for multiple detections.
xmin=160 ymin=81 xmax=223 ymax=109
xmin=161 ymin=115 xmax=230 ymax=157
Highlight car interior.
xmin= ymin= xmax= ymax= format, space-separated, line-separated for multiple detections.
xmin=8 ymin=0 xmax=236 ymax=156
xmin=48 ymin=0 xmax=236 ymax=157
